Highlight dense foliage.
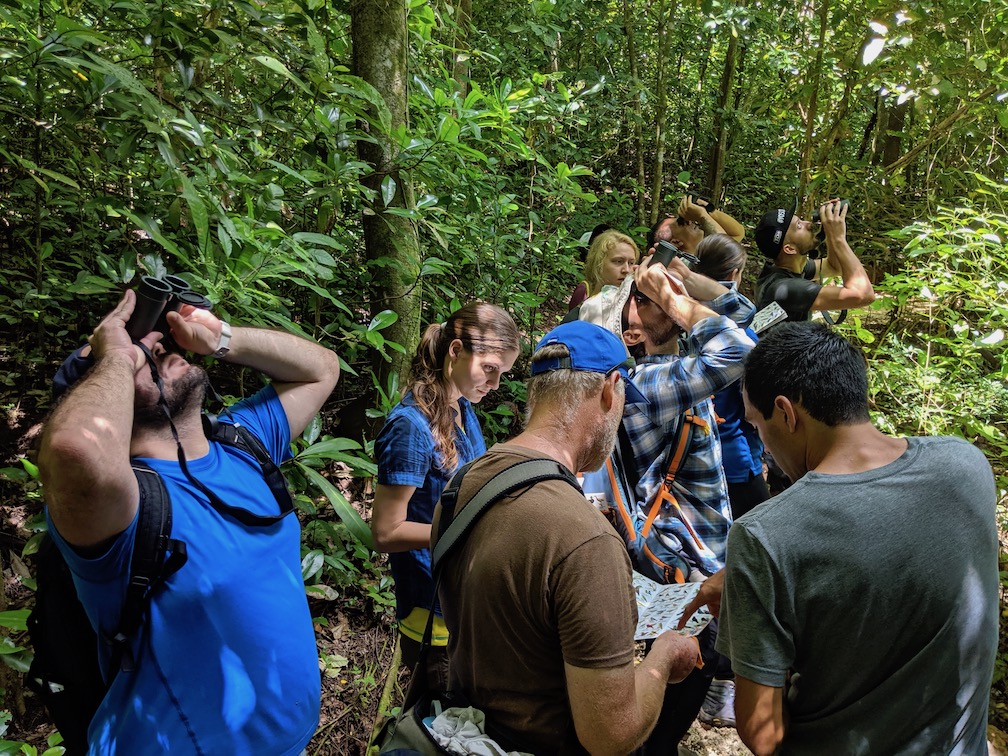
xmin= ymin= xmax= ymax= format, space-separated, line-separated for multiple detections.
xmin=1 ymin=0 xmax=1006 ymax=748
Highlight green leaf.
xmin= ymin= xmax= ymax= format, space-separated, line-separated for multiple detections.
xmin=253 ymin=55 xmax=312 ymax=95
xmin=298 ymin=465 xmax=373 ymax=550
xmin=380 ymin=175 xmax=397 ymax=207
xmin=301 ymin=549 xmax=325 ymax=581
xmin=368 ymin=310 xmax=398 ymax=331
xmin=177 ymin=173 xmax=209 ymax=253
xmin=0 ymin=610 xmax=29 ymax=632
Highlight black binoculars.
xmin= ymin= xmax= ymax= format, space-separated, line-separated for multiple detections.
xmin=126 ymin=275 xmax=211 ymax=342
xmin=653 ymin=240 xmax=700 ymax=271
xmin=811 ymin=199 xmax=849 ymax=222
xmin=810 ymin=200 xmax=850 ymax=258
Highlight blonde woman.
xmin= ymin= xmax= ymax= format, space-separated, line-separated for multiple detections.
xmin=569 ymin=229 xmax=640 ymax=309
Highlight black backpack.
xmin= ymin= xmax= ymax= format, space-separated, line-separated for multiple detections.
xmin=26 ymin=419 xmax=294 ymax=755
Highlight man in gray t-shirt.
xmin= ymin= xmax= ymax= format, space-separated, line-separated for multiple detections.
xmin=683 ymin=322 xmax=998 ymax=755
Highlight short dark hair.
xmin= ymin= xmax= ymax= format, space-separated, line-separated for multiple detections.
xmin=645 ymin=217 xmax=674 ymax=252
xmin=743 ymin=322 xmax=871 ymax=426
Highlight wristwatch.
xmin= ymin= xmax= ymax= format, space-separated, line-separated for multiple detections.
xmin=213 ymin=321 xmax=232 ymax=358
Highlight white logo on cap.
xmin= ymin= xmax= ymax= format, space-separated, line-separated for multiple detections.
xmin=773 ymin=230 xmax=783 ymax=244
xmin=776 ymin=209 xmax=786 ymax=223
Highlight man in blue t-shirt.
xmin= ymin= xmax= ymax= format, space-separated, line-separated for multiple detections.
xmin=39 ymin=288 xmax=341 ymax=755
xmin=754 ymin=199 xmax=875 ymax=323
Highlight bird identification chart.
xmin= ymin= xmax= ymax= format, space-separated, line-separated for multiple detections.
xmin=633 ymin=572 xmax=714 ymax=640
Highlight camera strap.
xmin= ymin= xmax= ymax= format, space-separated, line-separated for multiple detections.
xmin=136 ymin=344 xmax=294 ymax=528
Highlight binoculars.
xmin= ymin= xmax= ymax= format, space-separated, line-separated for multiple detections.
xmin=125 ymin=275 xmax=211 ymax=342
xmin=811 ymin=199 xmax=849 ymax=222
xmin=653 ymin=240 xmax=700 ymax=271
xmin=810 ymin=199 xmax=850 ymax=258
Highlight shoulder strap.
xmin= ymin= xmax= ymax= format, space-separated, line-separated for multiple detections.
xmin=431 ymin=457 xmax=581 ymax=576
xmin=208 ymin=417 xmax=295 ymax=519
xmin=108 ymin=463 xmax=188 ymax=675
xmin=406 ymin=457 xmax=579 ymax=705
xmin=622 ymin=408 xmax=706 ymax=514
xmin=186 ymin=414 xmax=294 ymax=527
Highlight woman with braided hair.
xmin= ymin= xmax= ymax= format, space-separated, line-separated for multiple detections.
xmin=371 ymin=302 xmax=519 ymax=688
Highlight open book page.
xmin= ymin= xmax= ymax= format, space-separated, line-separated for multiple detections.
xmin=633 ymin=572 xmax=713 ymax=640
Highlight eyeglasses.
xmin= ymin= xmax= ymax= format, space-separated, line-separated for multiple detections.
xmin=675 ymin=216 xmax=701 ymax=231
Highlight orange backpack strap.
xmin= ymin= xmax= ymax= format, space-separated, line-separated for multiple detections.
xmin=639 ymin=408 xmax=707 ymax=539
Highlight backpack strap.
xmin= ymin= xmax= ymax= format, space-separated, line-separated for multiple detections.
xmin=404 ymin=456 xmax=580 ymax=708
xmin=107 ymin=463 xmax=188 ymax=675
xmin=203 ymin=415 xmax=295 ymax=525
xmin=178 ymin=413 xmax=295 ymax=527
xmin=639 ymin=408 xmax=707 ymax=539
xmin=431 ymin=458 xmax=580 ymax=574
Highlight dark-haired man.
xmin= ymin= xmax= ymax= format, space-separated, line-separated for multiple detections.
xmin=645 ymin=195 xmax=744 ymax=256
xmin=39 ymin=289 xmax=340 ymax=754
xmin=754 ymin=199 xmax=875 ymax=323
xmin=684 ymin=321 xmax=998 ymax=755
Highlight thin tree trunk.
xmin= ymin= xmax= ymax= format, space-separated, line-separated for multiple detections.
xmin=648 ymin=0 xmax=671 ymax=224
xmin=623 ymin=0 xmax=646 ymax=226
xmin=450 ymin=0 xmax=472 ymax=98
xmin=351 ymin=0 xmax=421 ymax=400
xmin=881 ymin=98 xmax=909 ymax=167
xmin=707 ymin=28 xmax=738 ymax=202
xmin=798 ymin=0 xmax=829 ymax=204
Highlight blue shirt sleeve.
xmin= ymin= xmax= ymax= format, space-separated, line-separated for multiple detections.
xmin=376 ymin=409 xmax=435 ymax=488
xmin=226 ymin=384 xmax=292 ymax=464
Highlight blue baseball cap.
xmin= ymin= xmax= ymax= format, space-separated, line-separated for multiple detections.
xmin=531 ymin=321 xmax=649 ymax=405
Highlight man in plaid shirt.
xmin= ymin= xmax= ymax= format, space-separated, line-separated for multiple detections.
xmin=580 ymin=251 xmax=755 ymax=752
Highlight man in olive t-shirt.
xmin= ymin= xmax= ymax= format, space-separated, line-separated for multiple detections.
xmin=434 ymin=321 xmax=700 ymax=755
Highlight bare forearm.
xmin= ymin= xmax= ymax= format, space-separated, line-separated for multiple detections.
xmin=40 ymin=352 xmax=140 ymax=541
xmin=373 ymin=520 xmax=432 ymax=553
xmin=824 ymin=235 xmax=875 ymax=301
xmin=220 ymin=326 xmax=338 ymax=384
xmin=41 ymin=352 xmax=137 ymax=473
xmin=627 ymin=636 xmax=699 ymax=750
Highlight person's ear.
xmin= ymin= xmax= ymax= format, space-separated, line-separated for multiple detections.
xmin=623 ymin=328 xmax=644 ymax=346
xmin=600 ymin=372 xmax=620 ymax=413
xmin=448 ymin=338 xmax=464 ymax=360
xmin=775 ymin=395 xmax=799 ymax=431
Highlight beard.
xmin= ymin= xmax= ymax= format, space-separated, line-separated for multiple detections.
xmin=134 ymin=365 xmax=209 ymax=428
xmin=643 ymin=317 xmax=680 ymax=349
xmin=583 ymin=402 xmax=624 ymax=473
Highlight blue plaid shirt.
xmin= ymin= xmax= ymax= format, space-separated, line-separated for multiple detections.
xmin=622 ymin=289 xmax=756 ymax=577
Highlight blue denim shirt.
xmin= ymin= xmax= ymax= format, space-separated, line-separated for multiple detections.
xmin=375 ymin=392 xmax=486 ymax=619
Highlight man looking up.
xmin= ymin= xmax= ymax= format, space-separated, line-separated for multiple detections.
xmin=39 ymin=288 xmax=341 ymax=754
xmin=683 ymin=322 xmax=998 ymax=755
xmin=579 ymin=255 xmax=755 ymax=752
xmin=754 ymin=199 xmax=876 ymax=323
xmin=645 ymin=194 xmax=744 ymax=257
xmin=434 ymin=321 xmax=700 ymax=755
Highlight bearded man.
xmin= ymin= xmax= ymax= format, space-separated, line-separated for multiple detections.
xmin=40 ymin=287 xmax=340 ymax=755
xmin=433 ymin=321 xmax=701 ymax=755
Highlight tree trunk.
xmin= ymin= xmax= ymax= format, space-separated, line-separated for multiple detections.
xmin=648 ymin=0 xmax=671 ymax=224
xmin=798 ymin=0 xmax=829 ymax=205
xmin=881 ymin=98 xmax=909 ymax=167
xmin=623 ymin=0 xmax=647 ymax=227
xmin=450 ymin=0 xmax=472 ymax=98
xmin=351 ymin=0 xmax=422 ymax=402
xmin=706 ymin=28 xmax=738 ymax=202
